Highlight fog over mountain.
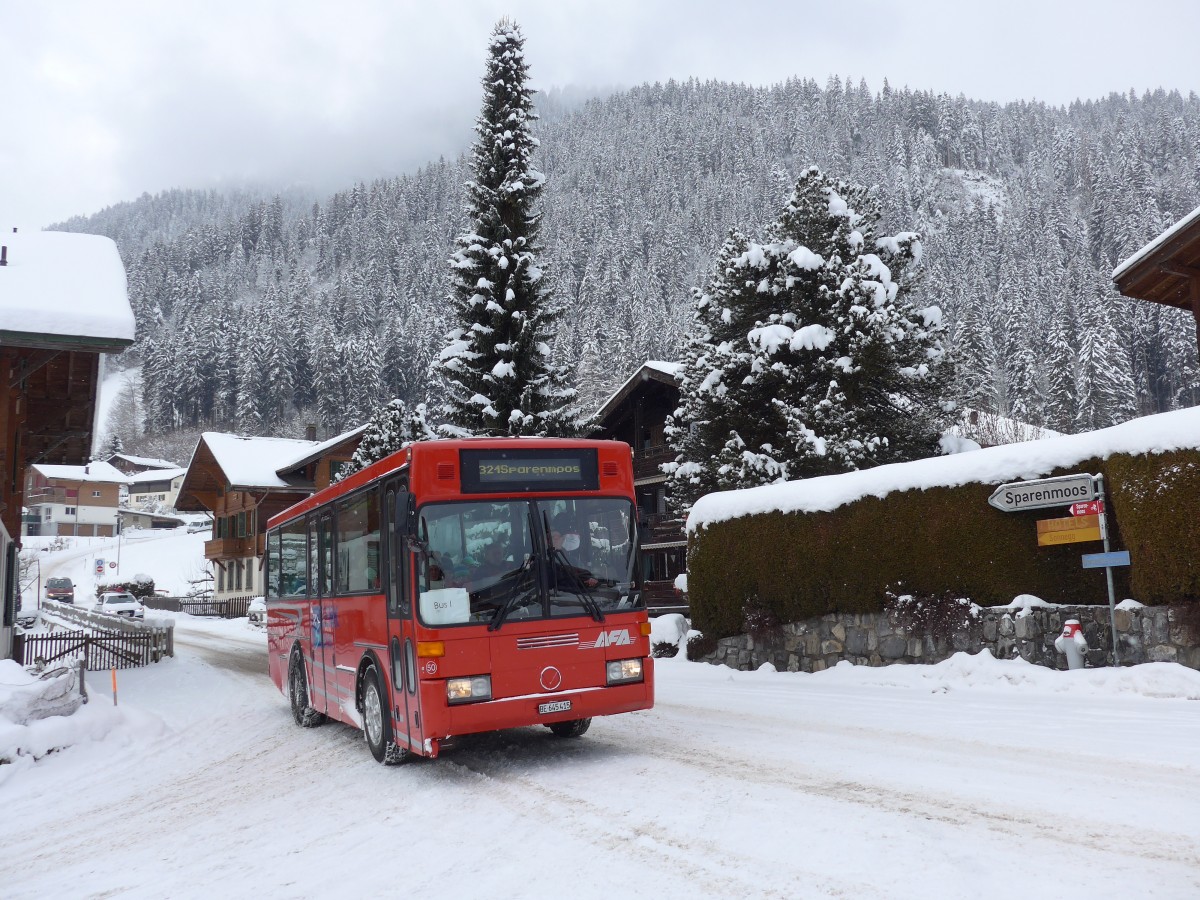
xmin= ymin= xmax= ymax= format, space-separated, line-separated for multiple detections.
xmin=56 ymin=77 xmax=1200 ymax=455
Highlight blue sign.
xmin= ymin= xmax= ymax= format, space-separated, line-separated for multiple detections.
xmin=1081 ymin=550 xmax=1131 ymax=569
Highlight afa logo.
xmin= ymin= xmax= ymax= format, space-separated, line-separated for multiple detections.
xmin=580 ymin=629 xmax=632 ymax=650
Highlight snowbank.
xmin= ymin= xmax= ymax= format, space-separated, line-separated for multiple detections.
xmin=669 ymin=648 xmax=1200 ymax=701
xmin=689 ymin=406 xmax=1200 ymax=530
xmin=0 ymin=659 xmax=83 ymax=724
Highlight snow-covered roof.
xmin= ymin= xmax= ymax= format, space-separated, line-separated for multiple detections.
xmin=109 ymin=453 xmax=178 ymax=469
xmin=276 ymin=424 xmax=368 ymax=476
xmin=1112 ymin=203 xmax=1200 ymax=280
xmin=199 ymin=433 xmax=319 ymax=490
xmin=126 ymin=467 xmax=188 ymax=486
xmin=30 ymin=460 xmax=129 ymax=484
xmin=592 ymin=360 xmax=681 ymax=425
xmin=0 ymin=231 xmax=134 ymax=349
xmin=689 ymin=406 xmax=1200 ymax=531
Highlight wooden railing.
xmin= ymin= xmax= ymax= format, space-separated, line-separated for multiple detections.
xmin=643 ymin=580 xmax=689 ymax=616
xmin=24 ymin=601 xmax=174 ymax=669
xmin=639 ymin=513 xmax=686 ymax=545
xmin=633 ymin=444 xmax=673 ymax=481
xmin=142 ymin=596 xmax=254 ymax=619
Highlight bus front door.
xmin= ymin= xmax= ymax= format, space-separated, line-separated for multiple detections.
xmin=310 ymin=513 xmax=337 ymax=716
xmin=385 ymin=481 xmax=424 ymax=755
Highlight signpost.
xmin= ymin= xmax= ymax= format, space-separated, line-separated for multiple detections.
xmin=987 ymin=474 xmax=1097 ymax=513
xmin=989 ymin=472 xmax=1122 ymax=664
xmin=1082 ymin=550 xmax=1131 ymax=570
xmin=1035 ymin=514 xmax=1102 ymax=547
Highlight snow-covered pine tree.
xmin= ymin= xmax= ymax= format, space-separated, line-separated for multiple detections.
xmin=434 ymin=20 xmax=578 ymax=437
xmin=337 ymin=399 xmax=438 ymax=481
xmin=99 ymin=431 xmax=125 ymax=459
xmin=666 ymin=167 xmax=950 ymax=513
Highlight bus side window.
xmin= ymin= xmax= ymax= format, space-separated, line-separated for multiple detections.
xmin=319 ymin=514 xmax=333 ymax=596
xmin=266 ymin=530 xmax=281 ymax=597
xmin=386 ymin=485 xmax=410 ymax=616
xmin=307 ymin=518 xmax=320 ymax=598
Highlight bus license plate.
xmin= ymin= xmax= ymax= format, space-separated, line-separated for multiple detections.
xmin=538 ymin=699 xmax=572 ymax=715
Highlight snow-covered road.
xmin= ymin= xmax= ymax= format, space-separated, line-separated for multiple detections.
xmin=2 ymin=614 xmax=1199 ymax=899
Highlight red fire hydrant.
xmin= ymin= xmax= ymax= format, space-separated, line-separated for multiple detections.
xmin=1054 ymin=619 xmax=1088 ymax=670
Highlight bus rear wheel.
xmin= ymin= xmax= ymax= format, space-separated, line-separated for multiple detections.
xmin=289 ymin=650 xmax=325 ymax=728
xmin=548 ymin=718 xmax=591 ymax=738
xmin=363 ymin=667 xmax=408 ymax=765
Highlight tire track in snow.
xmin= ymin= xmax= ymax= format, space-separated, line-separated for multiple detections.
xmin=428 ymin=743 xmax=881 ymax=900
xmin=624 ymin=714 xmax=1200 ymax=869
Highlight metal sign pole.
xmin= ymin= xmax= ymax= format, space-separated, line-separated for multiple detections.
xmin=1095 ymin=473 xmax=1120 ymax=665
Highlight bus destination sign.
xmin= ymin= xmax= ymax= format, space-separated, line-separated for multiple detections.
xmin=460 ymin=448 xmax=600 ymax=493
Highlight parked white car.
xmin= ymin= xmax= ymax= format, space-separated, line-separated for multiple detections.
xmin=247 ymin=596 xmax=267 ymax=627
xmin=94 ymin=591 xmax=145 ymax=618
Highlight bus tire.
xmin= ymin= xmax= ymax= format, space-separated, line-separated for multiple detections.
xmin=548 ymin=718 xmax=591 ymax=738
xmin=363 ymin=666 xmax=408 ymax=765
xmin=288 ymin=649 xmax=325 ymax=728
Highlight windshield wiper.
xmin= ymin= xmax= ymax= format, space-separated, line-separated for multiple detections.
xmin=489 ymin=509 xmax=541 ymax=631
xmin=549 ymin=544 xmax=605 ymax=623
xmin=487 ymin=555 xmax=536 ymax=632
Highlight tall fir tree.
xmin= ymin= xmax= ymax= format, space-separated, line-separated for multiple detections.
xmin=434 ymin=20 xmax=578 ymax=437
xmin=666 ymin=167 xmax=950 ymax=512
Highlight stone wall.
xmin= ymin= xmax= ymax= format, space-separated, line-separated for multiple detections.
xmin=697 ymin=604 xmax=1200 ymax=673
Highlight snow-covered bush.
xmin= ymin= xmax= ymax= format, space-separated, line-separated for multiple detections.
xmin=95 ymin=576 xmax=156 ymax=600
xmin=884 ymin=589 xmax=981 ymax=645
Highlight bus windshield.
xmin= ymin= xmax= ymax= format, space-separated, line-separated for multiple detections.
xmin=416 ymin=498 xmax=640 ymax=627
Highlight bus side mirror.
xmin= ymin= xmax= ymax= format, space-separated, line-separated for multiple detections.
xmin=398 ymin=492 xmax=427 ymax=554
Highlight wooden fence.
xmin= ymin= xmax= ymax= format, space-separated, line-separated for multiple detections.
xmin=31 ymin=601 xmax=175 ymax=670
xmin=142 ymin=596 xmax=254 ymax=619
xmin=16 ymin=628 xmax=163 ymax=670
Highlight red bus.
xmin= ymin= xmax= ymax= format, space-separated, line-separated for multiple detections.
xmin=265 ymin=438 xmax=654 ymax=764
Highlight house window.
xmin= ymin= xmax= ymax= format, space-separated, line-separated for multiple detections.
xmin=43 ymin=509 xmax=51 ymax=521
xmin=237 ymin=511 xmax=246 ymax=538
xmin=64 ymin=507 xmax=76 ymax=515
xmin=92 ymin=490 xmax=102 ymax=498
xmin=246 ymin=560 xmax=254 ymax=592
xmin=235 ymin=560 xmax=243 ymax=591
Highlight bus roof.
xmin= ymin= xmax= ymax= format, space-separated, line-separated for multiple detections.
xmin=267 ymin=437 xmax=635 ymax=530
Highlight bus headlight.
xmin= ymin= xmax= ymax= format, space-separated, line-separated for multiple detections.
xmin=606 ymin=658 xmax=643 ymax=685
xmin=446 ymin=675 xmax=492 ymax=704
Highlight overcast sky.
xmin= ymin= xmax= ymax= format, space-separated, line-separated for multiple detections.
xmin=3 ymin=0 xmax=1198 ymax=229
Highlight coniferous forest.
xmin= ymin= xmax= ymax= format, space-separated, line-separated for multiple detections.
xmin=55 ymin=78 xmax=1200 ymax=453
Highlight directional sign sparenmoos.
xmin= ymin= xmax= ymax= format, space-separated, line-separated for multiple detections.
xmin=987 ymin=473 xmax=1097 ymax=513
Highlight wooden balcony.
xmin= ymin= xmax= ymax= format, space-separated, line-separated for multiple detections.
xmin=204 ymin=533 xmax=266 ymax=561
xmin=204 ymin=536 xmax=254 ymax=561
xmin=643 ymin=580 xmax=689 ymax=616
xmin=639 ymin=513 xmax=686 ymax=546
xmin=633 ymin=444 xmax=673 ymax=482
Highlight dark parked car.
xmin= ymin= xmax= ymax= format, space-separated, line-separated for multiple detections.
xmin=46 ymin=576 xmax=74 ymax=603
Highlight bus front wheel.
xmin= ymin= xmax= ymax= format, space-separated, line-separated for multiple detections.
xmin=548 ymin=718 xmax=591 ymax=738
xmin=289 ymin=650 xmax=326 ymax=728
xmin=362 ymin=667 xmax=408 ymax=765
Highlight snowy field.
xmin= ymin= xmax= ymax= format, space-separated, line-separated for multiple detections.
xmin=2 ymin=611 xmax=1198 ymax=899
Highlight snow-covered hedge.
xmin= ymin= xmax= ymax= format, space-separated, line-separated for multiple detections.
xmin=687 ymin=408 xmax=1200 ymax=639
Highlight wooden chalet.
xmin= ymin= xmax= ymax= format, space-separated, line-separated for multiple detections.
xmin=590 ymin=361 xmax=687 ymax=613
xmin=1113 ymin=204 xmax=1200 ymax=356
xmin=174 ymin=426 xmax=364 ymax=601
xmin=106 ymin=452 xmax=179 ymax=476
xmin=0 ymin=229 xmax=134 ymax=659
